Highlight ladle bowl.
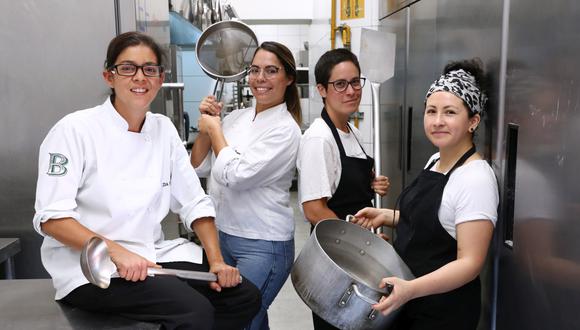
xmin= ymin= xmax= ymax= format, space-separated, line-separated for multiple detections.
xmin=80 ymin=236 xmax=218 ymax=289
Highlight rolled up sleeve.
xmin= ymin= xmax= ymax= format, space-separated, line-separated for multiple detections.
xmin=169 ymin=134 xmax=216 ymax=232
xmin=211 ymin=125 xmax=300 ymax=191
xmin=33 ymin=121 xmax=84 ymax=236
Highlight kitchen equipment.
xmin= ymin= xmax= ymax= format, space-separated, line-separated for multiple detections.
xmin=360 ymin=28 xmax=396 ymax=211
xmin=80 ymin=236 xmax=217 ymax=289
xmin=195 ymin=20 xmax=258 ymax=102
xmin=291 ymin=218 xmax=414 ymax=330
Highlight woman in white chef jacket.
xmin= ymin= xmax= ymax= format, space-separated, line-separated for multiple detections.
xmin=190 ymin=41 xmax=302 ymax=330
xmin=33 ymin=31 xmax=260 ymax=330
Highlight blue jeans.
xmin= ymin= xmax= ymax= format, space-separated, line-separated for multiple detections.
xmin=219 ymin=231 xmax=294 ymax=330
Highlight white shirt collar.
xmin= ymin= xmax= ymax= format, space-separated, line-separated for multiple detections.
xmin=252 ymin=102 xmax=287 ymax=121
xmin=103 ymin=97 xmax=153 ymax=133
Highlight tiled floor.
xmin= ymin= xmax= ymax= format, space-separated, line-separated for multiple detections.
xmin=161 ymin=191 xmax=314 ymax=329
xmin=268 ymin=191 xmax=313 ymax=330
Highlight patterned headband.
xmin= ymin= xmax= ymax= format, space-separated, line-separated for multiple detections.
xmin=425 ymin=69 xmax=487 ymax=115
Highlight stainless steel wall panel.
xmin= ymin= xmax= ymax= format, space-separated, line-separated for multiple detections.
xmin=496 ymin=0 xmax=580 ymax=328
xmin=407 ymin=0 xmax=503 ymax=179
xmin=0 ymin=1 xmax=116 ymax=278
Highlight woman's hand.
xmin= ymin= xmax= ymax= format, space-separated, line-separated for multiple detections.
xmin=373 ymin=277 xmax=415 ymax=316
xmin=352 ymin=207 xmax=389 ymax=229
xmin=107 ymin=241 xmax=160 ymax=282
xmin=199 ymin=95 xmax=223 ymax=116
xmin=372 ymin=175 xmax=390 ymax=196
xmin=198 ymin=113 xmax=222 ymax=137
xmin=208 ymin=261 xmax=241 ymax=292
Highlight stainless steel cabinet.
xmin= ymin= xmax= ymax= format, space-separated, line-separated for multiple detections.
xmin=496 ymin=0 xmax=580 ymax=329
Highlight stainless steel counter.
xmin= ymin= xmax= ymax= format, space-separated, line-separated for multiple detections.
xmin=0 ymin=238 xmax=20 ymax=279
xmin=0 ymin=279 xmax=160 ymax=330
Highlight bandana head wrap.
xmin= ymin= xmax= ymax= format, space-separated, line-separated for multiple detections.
xmin=425 ymin=69 xmax=487 ymax=115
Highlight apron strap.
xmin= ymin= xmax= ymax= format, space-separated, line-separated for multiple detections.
xmin=446 ymin=144 xmax=477 ymax=176
xmin=425 ymin=144 xmax=477 ymax=175
xmin=321 ymin=108 xmax=347 ymax=158
xmin=321 ymin=108 xmax=371 ymax=159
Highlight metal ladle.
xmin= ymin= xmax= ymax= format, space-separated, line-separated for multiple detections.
xmin=80 ymin=236 xmax=217 ymax=289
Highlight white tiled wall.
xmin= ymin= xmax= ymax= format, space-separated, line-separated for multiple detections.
xmin=248 ymin=24 xmax=310 ymax=67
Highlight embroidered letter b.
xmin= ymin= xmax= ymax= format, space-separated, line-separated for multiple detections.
xmin=47 ymin=153 xmax=69 ymax=176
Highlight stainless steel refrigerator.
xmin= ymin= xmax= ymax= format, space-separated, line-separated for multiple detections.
xmin=379 ymin=0 xmax=580 ymax=328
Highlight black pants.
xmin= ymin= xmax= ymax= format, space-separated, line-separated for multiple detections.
xmin=312 ymin=312 xmax=340 ymax=330
xmin=62 ymin=260 xmax=261 ymax=330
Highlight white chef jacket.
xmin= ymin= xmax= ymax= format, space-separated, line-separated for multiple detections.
xmin=195 ymin=103 xmax=301 ymax=241
xmin=297 ymin=117 xmax=367 ymax=207
xmin=426 ymin=153 xmax=499 ymax=239
xmin=33 ymin=98 xmax=215 ymax=300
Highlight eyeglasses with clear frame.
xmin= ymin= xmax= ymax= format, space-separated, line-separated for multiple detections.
xmin=327 ymin=77 xmax=366 ymax=92
xmin=109 ymin=63 xmax=164 ymax=77
xmin=247 ymin=65 xmax=282 ymax=79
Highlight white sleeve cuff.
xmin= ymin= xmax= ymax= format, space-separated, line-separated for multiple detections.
xmin=211 ymin=146 xmax=238 ymax=186
xmin=180 ymin=194 xmax=216 ymax=232
xmin=33 ymin=199 xmax=80 ymax=236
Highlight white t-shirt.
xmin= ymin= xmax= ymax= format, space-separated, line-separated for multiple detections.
xmin=426 ymin=153 xmax=499 ymax=239
xmin=297 ymin=117 xmax=367 ymax=206
xmin=33 ymin=98 xmax=215 ymax=300
xmin=195 ymin=103 xmax=301 ymax=241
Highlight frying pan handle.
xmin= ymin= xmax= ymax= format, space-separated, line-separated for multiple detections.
xmin=345 ymin=214 xmax=378 ymax=234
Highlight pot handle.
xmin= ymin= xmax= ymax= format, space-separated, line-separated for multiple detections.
xmin=351 ymin=283 xmax=395 ymax=306
xmin=346 ymin=214 xmax=377 ymax=234
xmin=351 ymin=283 xmax=379 ymax=305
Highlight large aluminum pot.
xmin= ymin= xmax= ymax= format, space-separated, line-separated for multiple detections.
xmin=291 ymin=219 xmax=414 ymax=330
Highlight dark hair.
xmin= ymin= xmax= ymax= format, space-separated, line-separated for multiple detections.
xmin=253 ymin=41 xmax=302 ymax=125
xmin=104 ymin=32 xmax=165 ymax=98
xmin=314 ymin=48 xmax=361 ymax=86
xmin=443 ymin=58 xmax=487 ymax=118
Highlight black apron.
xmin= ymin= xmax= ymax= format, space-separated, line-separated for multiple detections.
xmin=321 ymin=108 xmax=374 ymax=220
xmin=312 ymin=109 xmax=375 ymax=330
xmin=391 ymin=145 xmax=481 ymax=330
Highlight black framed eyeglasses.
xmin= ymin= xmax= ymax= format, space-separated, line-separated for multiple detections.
xmin=328 ymin=77 xmax=366 ymax=92
xmin=109 ymin=63 xmax=164 ymax=77
xmin=247 ymin=65 xmax=281 ymax=79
